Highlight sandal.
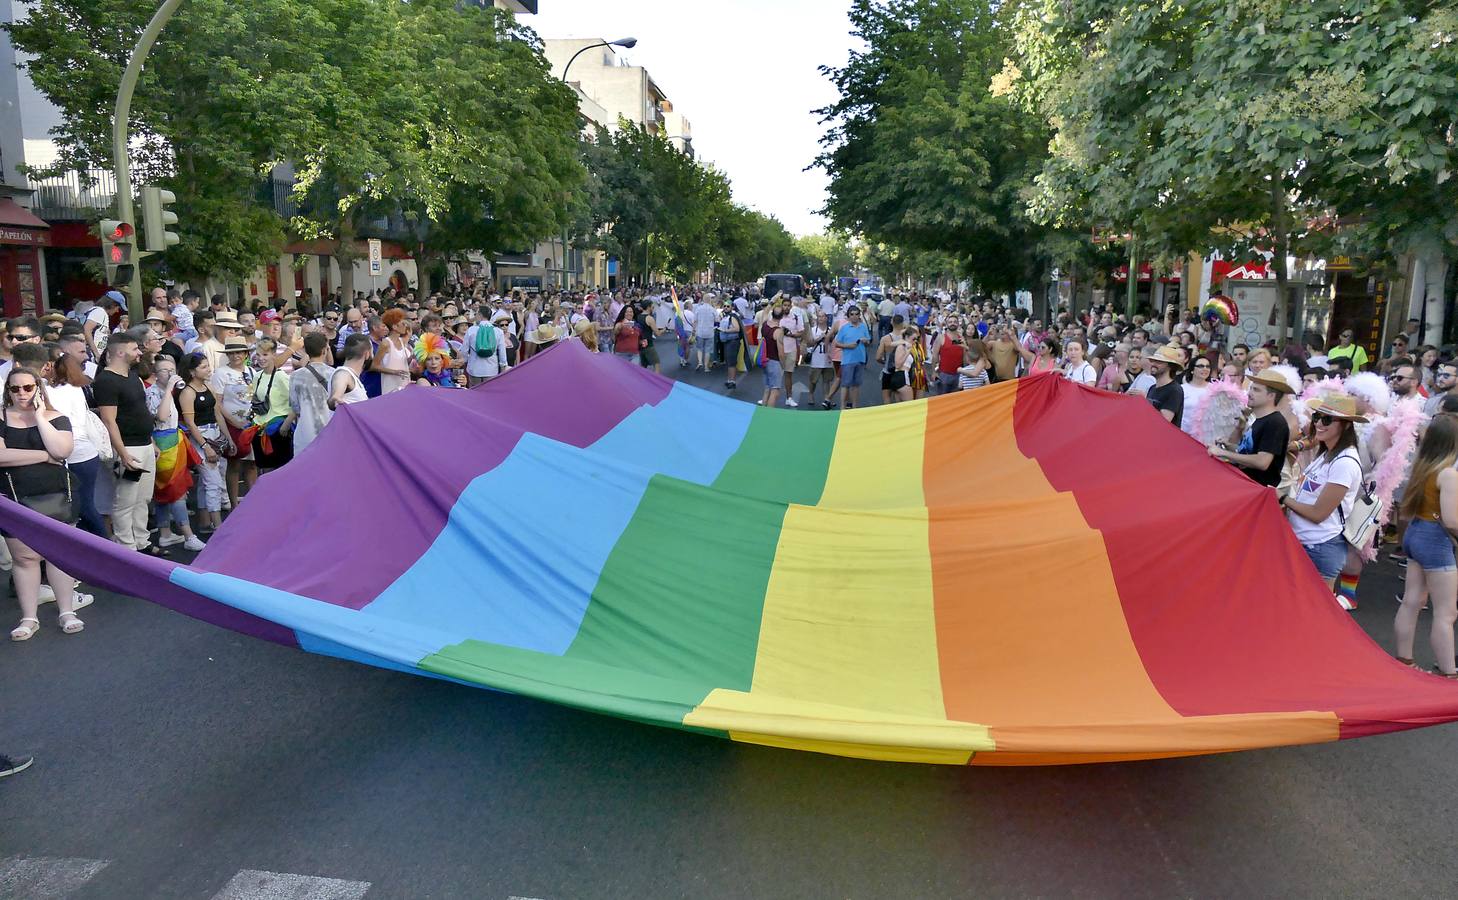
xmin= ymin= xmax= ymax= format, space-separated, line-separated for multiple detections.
xmin=58 ymin=612 xmax=83 ymax=635
xmin=10 ymin=618 xmax=39 ymax=641
xmin=1431 ymin=666 xmax=1458 ymax=679
xmin=1396 ymin=656 xmax=1420 ymax=669
xmin=72 ymin=593 xmax=94 ymax=611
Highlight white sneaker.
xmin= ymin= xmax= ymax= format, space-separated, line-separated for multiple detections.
xmin=786 ymin=397 xmax=799 ymax=408
xmin=1336 ymin=593 xmax=1356 ymax=611
xmin=183 ymin=536 xmax=207 ymax=552
xmin=221 ymin=497 xmax=232 ymax=511
xmin=36 ymin=584 xmax=56 ymax=605
xmin=158 ymin=532 xmax=184 ymax=548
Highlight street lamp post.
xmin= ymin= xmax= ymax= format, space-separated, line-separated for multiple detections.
xmin=558 ymin=38 xmax=637 ymax=291
xmin=113 ymin=0 xmax=186 ymax=324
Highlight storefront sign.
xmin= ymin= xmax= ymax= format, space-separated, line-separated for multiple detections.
xmin=0 ymin=227 xmax=48 ymax=247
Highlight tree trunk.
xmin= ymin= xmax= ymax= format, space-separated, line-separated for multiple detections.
xmin=417 ymin=244 xmax=434 ymax=298
xmin=335 ymin=209 xmax=358 ymax=303
xmin=1271 ymin=173 xmax=1291 ymax=350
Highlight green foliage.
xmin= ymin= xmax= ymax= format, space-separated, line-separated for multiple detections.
xmin=7 ymin=0 xmax=586 ymax=286
xmin=814 ymin=0 xmax=1053 ymax=293
xmin=718 ymin=208 xmax=799 ymax=281
xmin=1011 ymin=0 xmax=1458 ymax=326
xmin=581 ymin=122 xmax=741 ymax=281
xmin=794 ymin=232 xmax=857 ymax=282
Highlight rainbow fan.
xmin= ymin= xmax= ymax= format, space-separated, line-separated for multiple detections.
xmin=1201 ymin=294 xmax=1239 ymax=326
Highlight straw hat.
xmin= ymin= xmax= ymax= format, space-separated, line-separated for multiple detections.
xmin=529 ymin=323 xmax=561 ymax=344
xmin=490 ymin=309 xmax=512 ymax=324
xmin=1145 ymin=344 xmax=1186 ymax=369
xmin=571 ymin=318 xmax=596 ymax=338
xmin=1248 ymin=369 xmax=1295 ymax=395
xmin=1305 ymin=395 xmax=1368 ymax=423
xmin=213 ymin=315 xmax=242 ymax=330
xmin=222 ymin=338 xmax=254 ymax=354
xmin=144 ymin=310 xmax=169 ymax=325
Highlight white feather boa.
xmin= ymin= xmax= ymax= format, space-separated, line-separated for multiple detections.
xmin=1362 ymin=396 xmax=1426 ymax=559
xmin=1193 ymin=379 xmax=1247 ymax=447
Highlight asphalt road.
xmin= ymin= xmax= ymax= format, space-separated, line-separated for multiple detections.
xmin=3 ymin=352 xmax=1457 ymax=899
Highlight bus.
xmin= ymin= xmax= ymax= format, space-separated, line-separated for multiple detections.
xmin=759 ymin=273 xmax=807 ymax=298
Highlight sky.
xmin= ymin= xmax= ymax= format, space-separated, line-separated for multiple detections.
xmin=525 ymin=0 xmax=855 ymax=237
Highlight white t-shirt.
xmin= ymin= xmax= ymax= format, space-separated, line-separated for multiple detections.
xmin=1288 ymin=448 xmax=1362 ymax=545
xmin=47 ymin=383 xmax=99 ymax=463
xmin=1128 ymin=372 xmax=1156 ymax=396
xmin=1180 ymin=383 xmax=1211 ymax=437
xmin=86 ymin=307 xmax=110 ymax=355
xmin=1063 ymin=361 xmax=1097 ymax=385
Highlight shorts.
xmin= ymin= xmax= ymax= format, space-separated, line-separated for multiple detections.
xmin=1301 ymin=533 xmax=1348 ymax=580
xmin=615 ymin=351 xmax=640 ymax=366
xmin=639 ymin=346 xmax=659 ymax=367
xmin=1403 ymin=518 xmax=1457 ymax=572
xmin=882 ymin=369 xmax=907 ymax=392
xmin=841 ymin=361 xmax=864 ymax=387
xmin=780 ymin=350 xmax=797 ymax=373
xmin=719 ymin=337 xmax=741 ymax=366
xmin=764 ymin=359 xmax=783 ymax=385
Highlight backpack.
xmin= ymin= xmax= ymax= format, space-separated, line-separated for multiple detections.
xmin=473 ymin=323 xmax=497 ymax=357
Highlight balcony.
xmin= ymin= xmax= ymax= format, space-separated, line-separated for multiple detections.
xmin=25 ymin=168 xmax=117 ymax=221
xmin=25 ymin=166 xmax=301 ymax=223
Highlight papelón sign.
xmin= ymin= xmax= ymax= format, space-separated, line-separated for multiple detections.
xmin=0 ymin=227 xmax=48 ymax=247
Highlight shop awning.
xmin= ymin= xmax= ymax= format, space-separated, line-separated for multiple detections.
xmin=0 ymin=199 xmax=50 ymax=247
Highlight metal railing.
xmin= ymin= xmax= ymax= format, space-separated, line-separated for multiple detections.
xmin=25 ymin=168 xmax=117 ymax=220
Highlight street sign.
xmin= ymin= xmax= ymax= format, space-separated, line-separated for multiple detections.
xmin=368 ymin=239 xmax=383 ymax=276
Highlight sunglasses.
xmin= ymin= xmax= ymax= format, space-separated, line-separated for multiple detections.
xmin=1312 ymin=413 xmax=1338 ymax=426
xmin=7 ymin=384 xmax=36 ymax=394
xmin=8 ymin=333 xmax=36 ymax=342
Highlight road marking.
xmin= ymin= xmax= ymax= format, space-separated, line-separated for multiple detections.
xmin=210 ymin=870 xmax=371 ymax=900
xmin=0 ymin=856 xmax=111 ymax=899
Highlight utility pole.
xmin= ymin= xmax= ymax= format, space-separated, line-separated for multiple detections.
xmin=112 ymin=0 xmax=186 ymax=323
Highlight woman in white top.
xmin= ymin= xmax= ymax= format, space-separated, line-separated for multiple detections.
xmin=46 ymin=353 xmax=105 ymax=538
xmin=806 ymin=312 xmax=835 ymax=407
xmin=1281 ymin=396 xmax=1366 ymax=588
xmin=1179 ymin=355 xmax=1214 ymax=438
xmin=1062 ymin=338 xmax=1097 ymax=385
xmin=375 ymin=309 xmax=414 ymax=393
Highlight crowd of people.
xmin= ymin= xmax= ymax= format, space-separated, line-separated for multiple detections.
xmin=0 ymin=279 xmax=1455 ymax=688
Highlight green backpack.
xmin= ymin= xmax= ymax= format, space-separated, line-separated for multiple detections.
xmin=473 ymin=322 xmax=498 ymax=356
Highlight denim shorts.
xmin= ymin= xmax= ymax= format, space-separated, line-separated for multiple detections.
xmin=1301 ymin=533 xmax=1348 ymax=580
xmin=1403 ymin=519 xmax=1457 ymax=572
xmin=841 ymin=361 xmax=865 ymax=387
xmin=764 ymin=359 xmax=783 ymax=384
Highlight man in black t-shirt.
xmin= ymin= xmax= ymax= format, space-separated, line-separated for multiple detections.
xmin=1144 ymin=344 xmax=1186 ymax=427
xmin=1209 ymin=369 xmax=1292 ymax=487
xmin=93 ymin=332 xmax=157 ymax=553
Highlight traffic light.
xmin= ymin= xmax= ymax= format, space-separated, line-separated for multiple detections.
xmin=140 ymin=186 xmax=179 ymax=252
xmin=99 ymin=219 xmax=136 ymax=286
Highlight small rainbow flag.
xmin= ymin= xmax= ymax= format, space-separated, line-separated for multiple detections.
xmin=753 ymin=328 xmax=768 ymax=368
xmin=669 ymin=286 xmax=689 ymax=341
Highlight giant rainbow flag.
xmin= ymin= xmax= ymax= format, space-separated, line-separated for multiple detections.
xmin=7 ymin=341 xmax=1458 ymax=765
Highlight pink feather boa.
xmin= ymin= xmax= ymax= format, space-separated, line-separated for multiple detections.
xmin=1362 ymin=396 xmax=1426 ymax=559
xmin=1192 ymin=379 xmax=1247 ymax=447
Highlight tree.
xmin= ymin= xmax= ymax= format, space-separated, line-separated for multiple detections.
xmin=9 ymin=0 xmax=587 ymax=298
xmin=814 ymin=0 xmax=1053 ymax=293
xmin=1010 ymin=0 xmax=1458 ymax=334
xmin=794 ymin=232 xmax=857 ymax=282
xmin=581 ymin=122 xmax=740 ymax=282
xmin=7 ymin=0 xmax=334 ymax=283
xmin=718 ymin=207 xmax=799 ymax=281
